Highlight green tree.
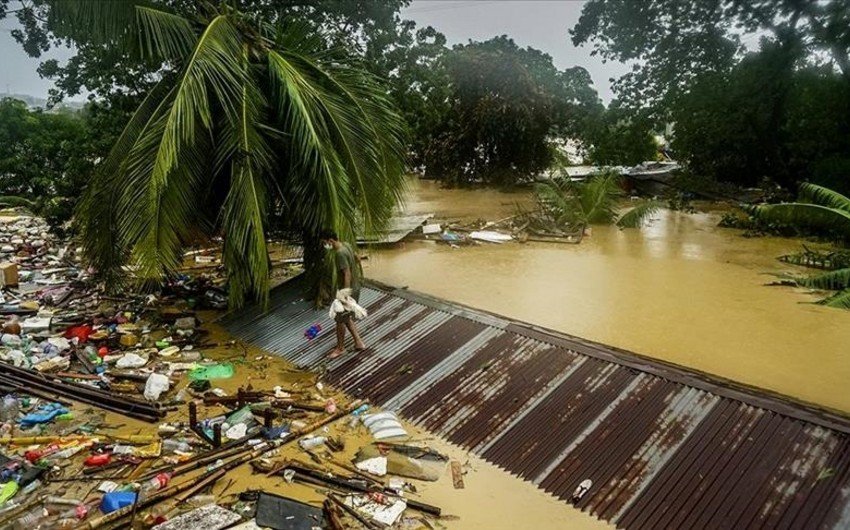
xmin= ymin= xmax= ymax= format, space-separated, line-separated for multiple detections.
xmin=571 ymin=0 xmax=850 ymax=115
xmin=750 ymin=183 xmax=850 ymax=308
xmin=47 ymin=0 xmax=406 ymax=308
xmin=3 ymin=0 xmax=448 ymax=166
xmin=583 ymin=103 xmax=656 ymax=166
xmin=0 ymin=98 xmax=103 ymax=230
xmin=426 ymin=36 xmax=600 ymax=186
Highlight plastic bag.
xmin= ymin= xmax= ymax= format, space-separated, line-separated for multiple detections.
xmin=188 ymin=363 xmax=234 ymax=381
xmin=116 ymin=352 xmax=148 ymax=368
xmin=144 ymin=373 xmax=170 ymax=401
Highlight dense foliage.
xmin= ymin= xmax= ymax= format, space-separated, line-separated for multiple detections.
xmin=0 ymin=98 xmax=115 ymax=232
xmin=25 ymin=0 xmax=408 ymax=309
xmin=425 ymin=36 xmax=601 ymax=186
xmin=573 ymin=0 xmax=850 ymax=193
xmin=750 ymin=183 xmax=850 ymax=308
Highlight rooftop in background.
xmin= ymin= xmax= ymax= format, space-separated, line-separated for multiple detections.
xmin=224 ymin=278 xmax=850 ymax=530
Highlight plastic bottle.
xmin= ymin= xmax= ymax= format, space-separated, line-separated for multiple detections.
xmin=14 ymin=507 xmax=47 ymax=529
xmin=138 ymin=472 xmax=171 ymax=499
xmin=20 ymin=478 xmax=41 ymax=495
xmin=204 ymin=459 xmax=224 ymax=473
xmin=1 ymin=334 xmax=22 ymax=347
xmin=162 ymin=439 xmax=191 ymax=453
xmin=25 ymin=443 xmax=60 ymax=463
xmin=298 ymin=436 xmax=327 ymax=450
xmin=42 ymin=443 xmax=85 ymax=462
xmin=351 ymin=404 xmax=370 ymax=416
xmin=54 ymin=500 xmax=97 ymax=528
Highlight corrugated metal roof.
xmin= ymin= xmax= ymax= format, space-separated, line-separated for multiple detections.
xmin=223 ymin=280 xmax=850 ymax=529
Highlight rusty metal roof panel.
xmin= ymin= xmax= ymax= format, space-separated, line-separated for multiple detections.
xmin=222 ymin=281 xmax=850 ymax=529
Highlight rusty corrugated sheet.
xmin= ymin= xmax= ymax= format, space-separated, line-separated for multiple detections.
xmin=223 ymin=281 xmax=850 ymax=529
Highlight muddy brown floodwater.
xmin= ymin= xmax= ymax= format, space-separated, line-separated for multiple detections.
xmin=367 ymin=179 xmax=850 ymax=414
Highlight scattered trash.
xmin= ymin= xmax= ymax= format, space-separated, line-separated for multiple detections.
xmin=421 ymin=223 xmax=442 ymax=235
xmin=572 ymin=478 xmax=592 ymax=503
xmin=303 ymin=323 xmax=322 ymax=340
xmin=355 ymin=456 xmax=388 ymax=476
xmin=152 ymin=504 xmax=241 ymax=530
xmin=343 ymin=493 xmax=407 ymax=526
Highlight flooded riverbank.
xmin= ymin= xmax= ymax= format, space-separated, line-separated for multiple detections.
xmin=367 ymin=179 xmax=850 ymax=414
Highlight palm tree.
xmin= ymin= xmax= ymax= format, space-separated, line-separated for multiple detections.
xmin=534 ymin=169 xmax=661 ymax=231
xmin=749 ymin=183 xmax=850 ymax=308
xmin=55 ymin=1 xmax=406 ymax=307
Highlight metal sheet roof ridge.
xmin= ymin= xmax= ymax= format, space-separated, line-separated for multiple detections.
xmin=368 ymin=280 xmax=850 ymax=434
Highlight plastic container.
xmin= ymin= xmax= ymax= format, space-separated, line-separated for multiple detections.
xmin=1 ymin=334 xmax=22 ymax=347
xmin=100 ymin=491 xmax=137 ymax=513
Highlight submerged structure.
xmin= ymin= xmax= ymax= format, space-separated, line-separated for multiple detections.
xmin=225 ymin=279 xmax=850 ymax=529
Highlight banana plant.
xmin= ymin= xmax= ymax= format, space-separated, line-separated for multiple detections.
xmin=52 ymin=1 xmax=407 ymax=308
xmin=749 ymin=183 xmax=850 ymax=308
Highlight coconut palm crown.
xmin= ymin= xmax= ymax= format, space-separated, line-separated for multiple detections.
xmin=61 ymin=1 xmax=406 ymax=307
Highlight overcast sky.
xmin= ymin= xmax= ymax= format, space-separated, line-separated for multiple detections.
xmin=0 ymin=0 xmax=626 ymax=103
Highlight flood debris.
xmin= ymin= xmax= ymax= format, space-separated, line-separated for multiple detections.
xmin=0 ymin=211 xmax=451 ymax=529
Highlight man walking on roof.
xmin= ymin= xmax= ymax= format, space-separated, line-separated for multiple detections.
xmin=322 ymin=231 xmax=367 ymax=358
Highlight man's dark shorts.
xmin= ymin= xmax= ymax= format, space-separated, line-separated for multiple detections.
xmin=334 ymin=288 xmax=361 ymax=323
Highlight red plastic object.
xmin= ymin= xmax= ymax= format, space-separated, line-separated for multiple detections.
xmin=97 ymin=346 xmax=108 ymax=357
xmin=64 ymin=324 xmax=93 ymax=343
xmin=84 ymin=453 xmax=111 ymax=467
xmin=24 ymin=443 xmax=59 ymax=463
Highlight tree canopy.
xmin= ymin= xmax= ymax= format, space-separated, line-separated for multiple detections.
xmin=572 ymin=0 xmax=850 ymax=193
xmin=27 ymin=0 xmax=407 ymax=308
xmin=425 ymin=36 xmax=601 ymax=186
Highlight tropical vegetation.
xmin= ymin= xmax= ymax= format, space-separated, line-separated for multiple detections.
xmin=750 ymin=183 xmax=850 ymax=308
xmin=34 ymin=0 xmax=407 ymax=308
xmin=532 ymin=169 xmax=661 ymax=234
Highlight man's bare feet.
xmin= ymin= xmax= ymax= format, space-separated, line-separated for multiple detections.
xmin=327 ymin=347 xmax=345 ymax=359
xmin=354 ymin=342 xmax=368 ymax=351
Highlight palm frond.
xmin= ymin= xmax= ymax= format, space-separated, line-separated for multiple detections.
xmin=76 ymin=79 xmax=175 ymax=284
xmin=46 ymin=1 xmax=195 ymax=63
xmin=118 ymin=15 xmax=244 ymax=280
xmin=284 ymin=52 xmax=407 ymax=236
xmin=582 ymin=171 xmax=622 ymax=224
xmin=818 ymin=289 xmax=850 ymax=309
xmin=534 ymin=179 xmax=579 ymax=225
xmin=219 ymin=46 xmax=274 ymax=308
xmin=267 ymin=49 xmax=353 ymax=238
xmin=136 ymin=6 xmax=198 ymax=62
xmin=800 ymin=267 xmax=850 ymax=290
xmin=748 ymin=203 xmax=850 ymax=235
xmin=617 ymin=200 xmax=662 ymax=228
xmin=798 ymin=183 xmax=850 ymax=214
xmin=45 ymin=0 xmax=138 ymax=44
